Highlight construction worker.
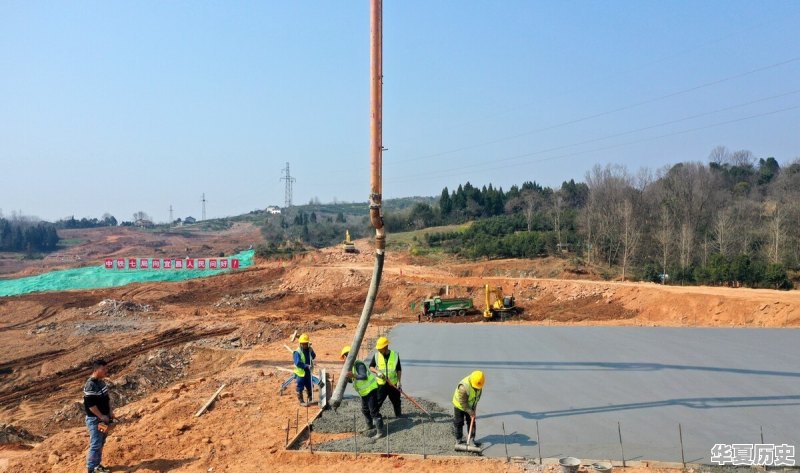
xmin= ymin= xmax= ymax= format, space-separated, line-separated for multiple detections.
xmin=452 ymin=370 xmax=484 ymax=447
xmin=369 ymin=336 xmax=402 ymax=417
xmin=340 ymin=345 xmax=384 ymax=439
xmin=83 ymin=359 xmax=115 ymax=473
xmin=293 ymin=333 xmax=316 ymax=406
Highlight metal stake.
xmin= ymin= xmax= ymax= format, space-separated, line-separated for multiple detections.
xmin=678 ymin=423 xmax=685 ymax=469
xmin=285 ymin=418 xmax=290 ymax=447
xmin=618 ymin=421 xmax=626 ymax=468
xmin=536 ymin=420 xmax=542 ymax=465
xmin=386 ymin=419 xmax=390 ymax=455
xmin=422 ymin=417 xmax=426 ymax=459
xmin=353 ymin=412 xmax=358 ymax=458
xmin=307 ymin=405 xmax=312 ymax=453
xmin=296 ymin=409 xmax=299 ymax=434
xmin=502 ymin=422 xmax=509 ymax=462
xmin=760 ymin=425 xmax=764 ymax=444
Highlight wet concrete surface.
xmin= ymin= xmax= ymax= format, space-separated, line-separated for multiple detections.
xmin=312 ymin=393 xmax=472 ymax=455
xmin=387 ymin=324 xmax=800 ymax=463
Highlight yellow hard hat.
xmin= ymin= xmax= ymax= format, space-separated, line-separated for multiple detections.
xmin=298 ymin=333 xmax=310 ymax=344
xmin=375 ymin=336 xmax=389 ymax=350
xmin=469 ymin=370 xmax=485 ymax=389
xmin=340 ymin=345 xmax=351 ymax=360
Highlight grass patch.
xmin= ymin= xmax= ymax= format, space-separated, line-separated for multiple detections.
xmin=59 ymin=238 xmax=87 ymax=247
xmin=387 ymin=223 xmax=471 ymax=251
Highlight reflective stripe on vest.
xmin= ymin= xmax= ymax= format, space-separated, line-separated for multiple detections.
xmin=375 ymin=350 xmax=399 ymax=385
xmin=452 ymin=375 xmax=482 ymax=411
xmin=294 ymin=350 xmax=306 ymax=377
xmin=352 ymin=361 xmax=379 ymax=397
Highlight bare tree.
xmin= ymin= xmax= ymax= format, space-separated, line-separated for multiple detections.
xmin=584 ymin=164 xmax=634 ymax=268
xmin=730 ymin=149 xmax=755 ymax=168
xmin=653 ymin=205 xmax=673 ymax=282
xmin=133 ymin=211 xmax=151 ymax=222
xmin=506 ymin=189 xmax=543 ymax=232
xmin=552 ymin=191 xmax=563 ymax=250
xmin=619 ymin=198 xmax=642 ymax=281
xmin=658 ymin=162 xmax=715 ymax=269
xmin=708 ymin=145 xmax=730 ymax=165
xmin=712 ymin=208 xmax=733 ymax=258
xmin=766 ymin=201 xmax=786 ymax=265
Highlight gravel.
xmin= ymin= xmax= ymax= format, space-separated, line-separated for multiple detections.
xmin=309 ymin=395 xmax=473 ymax=456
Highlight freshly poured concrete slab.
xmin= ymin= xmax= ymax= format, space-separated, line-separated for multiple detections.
xmin=389 ymin=324 xmax=800 ymax=463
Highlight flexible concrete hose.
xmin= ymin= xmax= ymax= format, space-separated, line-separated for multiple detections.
xmin=330 ymin=248 xmax=384 ymax=408
xmin=331 ymin=0 xmax=385 ymax=409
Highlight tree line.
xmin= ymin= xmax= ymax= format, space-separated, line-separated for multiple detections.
xmin=0 ymin=218 xmax=60 ymax=253
xmin=55 ymin=214 xmax=118 ymax=229
xmin=395 ymin=147 xmax=798 ymax=289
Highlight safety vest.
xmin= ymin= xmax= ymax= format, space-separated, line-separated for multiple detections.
xmin=294 ymin=349 xmax=309 ymax=377
xmin=452 ymin=375 xmax=482 ymax=411
xmin=375 ymin=350 xmax=399 ymax=385
xmin=352 ymin=361 xmax=379 ymax=397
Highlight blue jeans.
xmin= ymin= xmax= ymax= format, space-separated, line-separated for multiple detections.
xmin=86 ymin=416 xmax=106 ymax=470
xmin=296 ymin=374 xmax=312 ymax=393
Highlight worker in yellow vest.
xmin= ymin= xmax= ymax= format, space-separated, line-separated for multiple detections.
xmin=341 ymin=345 xmax=384 ymax=439
xmin=369 ymin=336 xmax=402 ymax=417
xmin=452 ymin=370 xmax=484 ymax=447
xmin=293 ymin=333 xmax=316 ymax=406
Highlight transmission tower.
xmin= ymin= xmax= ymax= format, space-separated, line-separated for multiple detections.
xmin=169 ymin=205 xmax=173 ymax=223
xmin=280 ymin=162 xmax=296 ymax=208
xmin=201 ymin=193 xmax=207 ymax=220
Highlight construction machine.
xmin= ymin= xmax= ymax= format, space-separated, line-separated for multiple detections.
xmin=483 ymin=284 xmax=521 ymax=321
xmin=420 ymin=296 xmax=474 ymax=319
xmin=342 ymin=229 xmax=358 ymax=253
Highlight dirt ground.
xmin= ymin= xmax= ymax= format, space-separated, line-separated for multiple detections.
xmin=0 ymin=223 xmax=262 ymax=278
xmin=1 ymin=237 xmax=798 ymax=473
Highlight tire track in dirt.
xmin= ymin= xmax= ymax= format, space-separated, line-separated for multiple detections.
xmin=0 ymin=306 xmax=59 ymax=332
xmin=0 ymin=349 xmax=69 ymax=375
xmin=0 ymin=325 xmax=237 ymax=408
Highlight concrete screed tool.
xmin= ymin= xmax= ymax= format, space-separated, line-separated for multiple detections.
xmin=454 ymin=415 xmax=482 ymax=454
xmin=384 ymin=379 xmax=432 ymax=418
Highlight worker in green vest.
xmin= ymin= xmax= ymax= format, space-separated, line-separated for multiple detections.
xmin=341 ymin=345 xmax=384 ymax=439
xmin=369 ymin=336 xmax=402 ymax=417
xmin=452 ymin=370 xmax=484 ymax=447
xmin=293 ymin=333 xmax=316 ymax=406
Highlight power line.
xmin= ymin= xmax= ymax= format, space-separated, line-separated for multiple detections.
xmin=422 ymin=11 xmax=798 ymax=138
xmin=386 ymin=103 xmax=800 ymax=185
xmin=392 ymin=55 xmax=800 ymax=165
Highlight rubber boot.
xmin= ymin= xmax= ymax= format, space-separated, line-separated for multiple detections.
xmin=372 ymin=418 xmax=385 ymax=439
xmin=360 ymin=420 xmax=375 ymax=435
xmin=296 ymin=391 xmax=305 ymax=406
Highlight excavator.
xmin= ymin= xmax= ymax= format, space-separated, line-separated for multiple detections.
xmin=342 ymin=229 xmax=358 ymax=253
xmin=483 ymin=284 xmax=521 ymax=321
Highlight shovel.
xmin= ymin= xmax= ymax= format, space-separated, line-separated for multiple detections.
xmin=454 ymin=413 xmax=482 ymax=454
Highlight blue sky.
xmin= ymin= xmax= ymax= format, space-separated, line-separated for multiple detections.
xmin=1 ymin=1 xmax=799 ymax=222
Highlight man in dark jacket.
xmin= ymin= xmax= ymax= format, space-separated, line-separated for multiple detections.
xmin=84 ymin=359 xmax=114 ymax=473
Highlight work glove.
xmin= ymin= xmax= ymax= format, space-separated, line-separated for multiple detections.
xmin=467 ymin=410 xmax=476 ymax=418
xmin=396 ymin=382 xmax=402 ymax=392
xmin=376 ymin=372 xmax=386 ymax=379
xmin=305 ymin=364 xmax=312 ymax=371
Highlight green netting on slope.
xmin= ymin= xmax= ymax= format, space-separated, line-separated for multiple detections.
xmin=0 ymin=250 xmax=254 ymax=297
